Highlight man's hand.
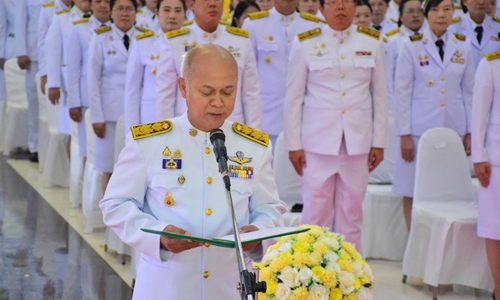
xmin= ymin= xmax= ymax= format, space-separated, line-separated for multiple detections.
xmin=289 ymin=150 xmax=306 ymax=176
xmin=17 ymin=55 xmax=30 ymax=70
xmin=160 ymin=224 xmax=203 ymax=253
xmin=400 ymin=135 xmax=414 ymax=162
xmin=40 ymin=76 xmax=47 ymax=95
xmin=239 ymin=225 xmax=260 ymax=251
xmin=0 ymin=58 xmax=5 ymax=70
xmin=48 ymin=87 xmax=61 ymax=105
xmin=368 ymin=147 xmax=384 ymax=172
xmin=69 ymin=107 xmax=83 ymax=122
xmin=463 ymin=133 xmax=471 ymax=156
xmin=474 ymin=162 xmax=491 ymax=188
xmin=92 ymin=123 xmax=106 ymax=138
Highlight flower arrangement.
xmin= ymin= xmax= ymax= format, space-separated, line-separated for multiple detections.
xmin=254 ymin=225 xmax=374 ymax=300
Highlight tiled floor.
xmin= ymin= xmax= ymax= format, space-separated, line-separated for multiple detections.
xmin=0 ymin=157 xmax=494 ymax=299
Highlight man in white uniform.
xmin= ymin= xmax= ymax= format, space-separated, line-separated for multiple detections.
xmin=155 ymin=0 xmax=262 ymax=129
xmin=100 ymin=44 xmax=285 ymax=299
xmin=284 ymin=0 xmax=388 ymax=249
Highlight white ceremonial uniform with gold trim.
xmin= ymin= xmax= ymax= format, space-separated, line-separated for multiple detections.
xmin=14 ymin=0 xmax=42 ymax=153
xmin=124 ymin=29 xmax=164 ymax=130
xmin=87 ymin=24 xmax=138 ymax=172
xmin=393 ymin=28 xmax=475 ymax=197
xmin=371 ymin=15 xmax=398 ymax=35
xmin=450 ymin=14 xmax=500 ymax=68
xmin=100 ymin=114 xmax=286 ymax=299
xmin=136 ymin=6 xmax=159 ymax=32
xmin=284 ymin=24 xmax=388 ymax=248
xmin=155 ymin=22 xmax=262 ymax=128
xmin=471 ymin=51 xmax=500 ymax=239
xmin=242 ymin=9 xmax=321 ymax=143
xmin=66 ymin=15 xmax=112 ymax=157
xmin=46 ymin=5 xmax=85 ymax=135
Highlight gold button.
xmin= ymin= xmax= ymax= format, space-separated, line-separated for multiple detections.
xmin=440 ymin=102 xmax=445 ymax=107
xmin=203 ymin=271 xmax=210 ymax=278
xmin=340 ymin=73 xmax=345 ymax=79
xmin=341 ymin=109 xmax=345 ymax=114
xmin=339 ymin=39 xmax=343 ymax=44
xmin=205 ymin=208 xmax=212 ymax=216
xmin=340 ymin=55 xmax=344 ymax=60
xmin=287 ymin=38 xmax=290 ymax=43
xmin=189 ymin=128 xmax=197 ymax=136
xmin=213 ymin=33 xmax=217 ymax=38
xmin=203 ymin=32 xmax=208 ymax=38
xmin=206 ymin=177 xmax=213 ymax=184
xmin=341 ymin=91 xmax=346 ymax=96
xmin=440 ymin=89 xmax=445 ymax=94
xmin=205 ymin=147 xmax=211 ymax=154
xmin=204 ymin=243 xmax=210 ymax=248
xmin=440 ymin=76 xmax=445 ymax=81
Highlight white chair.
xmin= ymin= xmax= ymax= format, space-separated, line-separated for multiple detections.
xmin=3 ymin=58 xmax=29 ymax=155
xmin=402 ymin=127 xmax=493 ymax=297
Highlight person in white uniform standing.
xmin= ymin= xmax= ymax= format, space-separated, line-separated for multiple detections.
xmin=14 ymin=0 xmax=43 ymax=162
xmin=242 ymin=0 xmax=323 ymax=147
xmin=124 ymin=0 xmax=186 ymax=129
xmin=136 ymin=0 xmax=160 ymax=30
xmin=284 ymin=0 xmax=388 ymax=249
xmin=155 ymin=0 xmax=262 ymax=128
xmin=370 ymin=0 xmax=399 ymax=34
xmin=100 ymin=44 xmax=286 ymax=300
xmin=472 ymin=50 xmax=500 ymax=300
xmin=392 ymin=0 xmax=475 ymax=229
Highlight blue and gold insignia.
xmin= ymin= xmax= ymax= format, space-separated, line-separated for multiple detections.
xmin=164 ymin=192 xmax=174 ymax=206
xmin=229 ymin=151 xmax=252 ymax=165
xmin=451 ymin=50 xmax=465 ymax=63
xmin=355 ymin=51 xmax=372 ymax=56
xmin=131 ymin=120 xmax=173 ymax=140
xmin=163 ymin=146 xmax=172 ymax=156
xmin=418 ymin=54 xmax=429 ymax=66
xmin=233 ymin=123 xmax=269 ymax=147
xmin=162 ymin=157 xmax=182 ymax=169
xmin=229 ymin=165 xmax=254 ymax=179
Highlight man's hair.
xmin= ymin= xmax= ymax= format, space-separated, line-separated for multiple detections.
xmin=398 ymin=0 xmax=422 ymax=25
xmin=180 ymin=44 xmax=238 ymax=83
xmin=422 ymin=0 xmax=452 ymax=16
xmin=111 ymin=0 xmax=138 ymax=10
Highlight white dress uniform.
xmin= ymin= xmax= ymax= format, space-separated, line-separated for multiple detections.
xmin=155 ymin=22 xmax=262 ymax=129
xmin=471 ymin=51 xmax=500 ymax=240
xmin=66 ymin=16 xmax=112 ymax=157
xmin=386 ymin=0 xmax=399 ymax=26
xmin=135 ymin=6 xmax=160 ymax=31
xmin=46 ymin=5 xmax=86 ymax=135
xmin=450 ymin=14 xmax=500 ymax=68
xmin=0 ymin=0 xmax=15 ymax=103
xmin=100 ymin=114 xmax=286 ymax=299
xmin=242 ymin=9 xmax=322 ymax=145
xmin=284 ymin=24 xmax=388 ymax=248
xmin=124 ymin=29 xmax=164 ymax=130
xmin=14 ymin=0 xmax=42 ymax=154
xmin=37 ymin=0 xmax=70 ymax=78
xmin=371 ymin=15 xmax=399 ymax=35
xmin=392 ymin=28 xmax=475 ymax=197
xmin=87 ymin=24 xmax=139 ymax=173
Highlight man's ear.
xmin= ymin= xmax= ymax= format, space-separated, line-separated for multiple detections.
xmin=178 ymin=77 xmax=187 ymax=99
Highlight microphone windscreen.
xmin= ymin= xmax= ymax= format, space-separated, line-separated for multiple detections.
xmin=209 ymin=129 xmax=225 ymax=144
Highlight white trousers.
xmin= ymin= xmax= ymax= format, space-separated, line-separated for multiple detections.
xmin=25 ymin=62 xmax=39 ymax=153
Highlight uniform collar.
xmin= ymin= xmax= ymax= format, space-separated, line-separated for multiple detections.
xmin=70 ymin=5 xmax=85 ymax=18
xmin=177 ymin=112 xmax=232 ymax=144
xmin=112 ymin=24 xmax=135 ymax=39
xmin=90 ymin=15 xmax=112 ymax=28
xmin=192 ymin=21 xmax=223 ymax=42
xmin=142 ymin=6 xmax=156 ymax=18
xmin=270 ymin=8 xmax=298 ymax=26
xmin=466 ymin=12 xmax=492 ymax=28
xmin=427 ymin=27 xmax=449 ymax=44
xmin=325 ymin=23 xmax=355 ymax=39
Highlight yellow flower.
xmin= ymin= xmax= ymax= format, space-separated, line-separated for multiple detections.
xmin=270 ymin=257 xmax=287 ymax=273
xmin=292 ymin=240 xmax=310 ymax=253
xmin=321 ymin=270 xmax=338 ymax=289
xmin=291 ymin=286 xmax=309 ymax=300
xmin=307 ymin=225 xmax=324 ymax=237
xmin=281 ymin=251 xmax=293 ymax=265
xmin=312 ymin=265 xmax=326 ymax=279
xmin=353 ymin=277 xmax=361 ymax=290
xmin=338 ymin=259 xmax=353 ymax=273
xmin=259 ymin=267 xmax=273 ymax=281
xmin=344 ymin=294 xmax=358 ymax=300
xmin=266 ymin=279 xmax=278 ymax=294
xmin=308 ymin=251 xmax=322 ymax=267
xmin=329 ymin=288 xmax=343 ymax=300
xmin=292 ymin=252 xmax=311 ymax=268
xmin=254 ymin=262 xmax=265 ymax=270
xmin=313 ymin=241 xmax=329 ymax=255
xmin=339 ymin=251 xmax=351 ymax=261
xmin=297 ymin=232 xmax=315 ymax=244
xmin=268 ymin=243 xmax=280 ymax=251
xmin=359 ymin=273 xmax=372 ymax=286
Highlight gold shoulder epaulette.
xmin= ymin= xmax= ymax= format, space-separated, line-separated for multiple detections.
xmin=226 ymin=26 xmax=249 ymax=38
xmin=94 ymin=25 xmax=111 ymax=34
xmin=136 ymin=30 xmax=154 ymax=40
xmin=248 ymin=10 xmax=269 ymax=20
xmin=72 ymin=18 xmax=89 ymax=25
xmin=43 ymin=1 xmax=55 ymax=8
xmin=492 ymin=16 xmax=500 ymax=22
xmin=135 ymin=26 xmax=151 ymax=33
xmin=453 ymin=32 xmax=466 ymax=41
xmin=390 ymin=18 xmax=398 ymax=23
xmin=232 ymin=123 xmax=269 ymax=147
xmin=452 ymin=16 xmax=461 ymax=23
xmin=137 ymin=9 xmax=144 ymax=14
xmin=297 ymin=27 xmax=321 ymax=42
xmin=357 ymin=25 xmax=380 ymax=39
xmin=183 ymin=19 xmax=194 ymax=26
xmin=385 ymin=27 xmax=400 ymax=37
xmin=131 ymin=120 xmax=173 ymax=140
xmin=485 ymin=50 xmax=500 ymax=61
xmin=300 ymin=11 xmax=321 ymax=22
xmin=409 ymin=33 xmax=423 ymax=41
xmin=165 ymin=27 xmax=190 ymax=39
xmin=219 ymin=19 xmax=231 ymax=26
xmin=56 ymin=7 xmax=71 ymax=14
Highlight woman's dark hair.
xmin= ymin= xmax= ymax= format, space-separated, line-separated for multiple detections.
xmin=110 ymin=0 xmax=139 ymax=10
xmin=355 ymin=0 xmax=372 ymax=12
xmin=422 ymin=0 xmax=451 ymax=16
xmin=398 ymin=0 xmax=422 ymax=26
xmin=231 ymin=0 xmax=261 ymax=27
xmin=157 ymin=0 xmax=187 ymax=12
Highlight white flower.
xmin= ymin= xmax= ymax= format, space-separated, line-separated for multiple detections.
xmin=352 ymin=261 xmax=363 ymax=276
xmin=324 ymin=251 xmax=339 ymax=263
xmin=275 ymin=283 xmax=291 ymax=300
xmin=262 ymin=249 xmax=279 ymax=265
xmin=325 ymin=261 xmax=341 ymax=272
xmin=298 ymin=267 xmax=313 ymax=284
xmin=317 ymin=235 xmax=340 ymax=250
xmin=363 ymin=264 xmax=375 ymax=281
xmin=356 ymin=287 xmax=373 ymax=300
xmin=339 ymin=270 xmax=355 ymax=295
xmin=278 ymin=266 xmax=300 ymax=288
xmin=309 ymin=284 xmax=329 ymax=300
xmin=279 ymin=241 xmax=292 ymax=252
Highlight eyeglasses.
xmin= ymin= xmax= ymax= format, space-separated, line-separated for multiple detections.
xmin=324 ymin=0 xmax=355 ymax=7
xmin=403 ymin=8 xmax=423 ymax=14
xmin=113 ymin=6 xmax=135 ymax=14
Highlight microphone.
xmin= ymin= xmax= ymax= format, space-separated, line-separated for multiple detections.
xmin=209 ymin=129 xmax=231 ymax=191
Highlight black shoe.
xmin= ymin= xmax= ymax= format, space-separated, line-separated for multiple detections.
xmin=28 ymin=152 xmax=38 ymax=163
xmin=493 ymin=292 xmax=496 ymax=300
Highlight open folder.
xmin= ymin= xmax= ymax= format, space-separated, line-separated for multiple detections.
xmin=141 ymin=226 xmax=310 ymax=248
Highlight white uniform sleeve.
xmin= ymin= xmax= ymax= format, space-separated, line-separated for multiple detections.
xmin=0 ymin=1 xmax=7 ymax=59
xmin=13 ymin=0 xmax=28 ymax=57
xmin=461 ymin=41 xmax=475 ymax=134
xmin=394 ymin=40 xmax=414 ymax=136
xmin=37 ymin=9 xmax=51 ymax=76
xmin=87 ymin=33 xmax=105 ymax=123
xmin=124 ymin=40 xmax=145 ymax=129
xmin=155 ymin=39 xmax=178 ymax=120
xmin=284 ymin=38 xmax=308 ymax=151
xmin=46 ymin=15 xmax=62 ymax=88
xmin=240 ymin=39 xmax=262 ymax=128
xmin=471 ymin=58 xmax=493 ymax=163
xmin=370 ymin=41 xmax=389 ymax=148
xmin=66 ymin=25 xmax=83 ymax=108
